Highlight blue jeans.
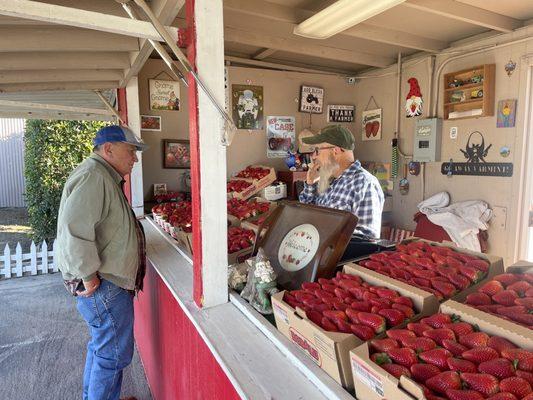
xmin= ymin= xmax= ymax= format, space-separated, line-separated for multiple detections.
xmin=77 ymin=279 xmax=134 ymax=400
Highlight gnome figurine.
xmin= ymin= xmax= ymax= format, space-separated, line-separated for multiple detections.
xmin=405 ymin=77 xmax=423 ymax=118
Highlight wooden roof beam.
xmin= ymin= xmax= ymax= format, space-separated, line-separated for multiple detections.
xmin=0 ymin=99 xmax=113 ymax=116
xmin=252 ymin=48 xmax=278 ymax=60
xmin=0 ymin=70 xmax=124 ymax=84
xmin=0 ymin=81 xmax=119 ymax=93
xmin=0 ymin=52 xmax=130 ymax=70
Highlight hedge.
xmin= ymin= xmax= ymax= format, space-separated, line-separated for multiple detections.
xmin=24 ymin=120 xmax=109 ymax=242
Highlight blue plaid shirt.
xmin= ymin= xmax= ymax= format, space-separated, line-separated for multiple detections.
xmin=299 ymin=160 xmax=384 ymax=238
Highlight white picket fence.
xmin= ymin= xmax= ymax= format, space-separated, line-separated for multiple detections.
xmin=0 ymin=240 xmax=57 ymax=279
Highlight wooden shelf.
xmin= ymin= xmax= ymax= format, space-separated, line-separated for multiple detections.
xmin=444 ymin=99 xmax=483 ymax=106
xmin=444 ymin=83 xmax=483 ymax=92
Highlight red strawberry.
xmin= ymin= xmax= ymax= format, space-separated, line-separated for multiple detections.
xmin=446 ymin=256 xmax=464 ymax=270
xmin=376 ymin=287 xmax=399 ymax=299
xmin=350 ymin=324 xmax=375 ymax=340
xmin=407 ymin=322 xmax=433 ymax=336
xmin=392 ymin=303 xmax=415 ymax=318
xmin=497 ymin=306 xmax=527 ymax=318
xmin=477 ymin=304 xmax=502 ymax=314
xmin=459 ymin=265 xmax=485 ymax=283
xmin=422 ymin=313 xmax=453 ymax=328
xmin=461 ymin=373 xmax=500 ymax=397
xmin=488 ymin=336 xmax=518 ymax=354
xmin=444 ymin=322 xmax=475 ymax=336
xmin=370 ymin=338 xmax=399 ymax=353
xmin=410 ymin=363 xmax=441 ymax=382
xmin=419 ymin=348 xmax=453 ymax=369
xmin=401 ymin=337 xmax=437 ymax=352
xmin=334 ymin=318 xmax=352 ymax=333
xmin=379 ymin=308 xmax=406 ymax=327
xmin=480 ymin=280 xmax=505 ymax=296
xmin=349 ymin=301 xmax=372 ymax=312
xmin=446 ymin=389 xmax=484 ymax=400
xmin=521 ymin=274 xmax=533 ymax=284
xmin=426 ymin=371 xmax=461 ymax=394
xmin=387 ymin=329 xmax=416 ymax=341
xmin=526 ymin=288 xmax=533 ymax=297
xmin=459 ymin=332 xmax=490 ymax=348
xmin=306 ymin=310 xmax=324 ymax=327
xmin=323 ymin=310 xmax=348 ymax=322
xmin=517 ymin=371 xmax=533 ymax=386
xmin=449 ymin=273 xmax=472 ymax=290
xmin=432 ymin=281 xmax=457 ymax=298
xmin=462 ymin=347 xmax=500 ymax=364
xmin=493 ymin=290 xmax=520 ymax=306
xmin=494 ymin=274 xmax=521 ymax=286
xmin=321 ymin=317 xmax=339 ymax=331
xmin=466 ymin=292 xmax=492 ymax=306
xmin=465 ymin=259 xmax=490 ymax=272
xmin=499 ymin=377 xmax=532 ymax=399
xmin=394 ymin=296 xmax=414 ymax=308
xmin=448 ymin=358 xmax=477 ymax=373
xmin=501 ymin=349 xmax=533 ymax=372
xmin=511 ymin=313 xmax=533 ymax=326
xmin=423 ymin=328 xmax=456 ymax=345
xmin=515 ymin=298 xmax=533 ymax=309
xmin=487 ymin=393 xmax=519 ymax=400
xmin=357 ymin=312 xmax=386 ymax=334
xmin=422 ymin=286 xmax=445 ymax=301
xmin=380 ymin=362 xmax=411 ymax=378
xmin=508 ymin=281 xmax=531 ymax=296
xmin=479 ymin=358 xmax=517 ymax=379
xmin=442 ymin=339 xmax=469 ymax=357
xmin=387 ymin=347 xmax=419 ymax=367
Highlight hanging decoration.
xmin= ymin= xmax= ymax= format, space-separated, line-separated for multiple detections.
xmin=299 ymin=85 xmax=324 ymax=114
xmin=266 ymin=116 xmax=296 ymax=158
xmin=505 ymin=59 xmax=517 ymax=77
xmin=328 ymin=105 xmax=354 ymax=122
xmin=405 ymin=77 xmax=423 ymax=118
xmin=399 ymin=165 xmax=409 ymax=195
xmin=232 ymin=85 xmax=264 ymax=130
xmin=441 ymin=131 xmax=513 ymax=177
xmin=497 ymin=99 xmax=517 ymax=128
xmin=149 ymin=78 xmax=180 ymax=111
xmin=391 ymin=138 xmax=399 ymax=178
xmin=499 ymin=146 xmax=511 ymax=158
xmin=408 ymin=161 xmax=420 ymax=176
xmin=362 ymin=108 xmax=382 ymax=141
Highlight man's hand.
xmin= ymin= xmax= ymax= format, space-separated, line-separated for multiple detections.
xmin=77 ymin=275 xmax=100 ymax=297
xmin=306 ymin=162 xmax=321 ymax=185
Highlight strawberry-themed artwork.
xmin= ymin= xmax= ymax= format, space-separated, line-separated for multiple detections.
xmin=405 ymin=77 xmax=423 ymax=118
xmin=362 ymin=108 xmax=382 ymax=141
xmin=278 ymin=224 xmax=320 ymax=272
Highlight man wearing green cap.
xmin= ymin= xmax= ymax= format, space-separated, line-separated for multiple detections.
xmin=300 ymin=125 xmax=384 ymax=239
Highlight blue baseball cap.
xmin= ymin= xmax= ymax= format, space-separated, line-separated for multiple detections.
xmin=93 ymin=125 xmax=148 ymax=151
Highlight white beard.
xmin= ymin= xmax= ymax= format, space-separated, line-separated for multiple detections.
xmin=405 ymin=95 xmax=423 ymax=117
xmin=317 ymin=157 xmax=339 ymax=194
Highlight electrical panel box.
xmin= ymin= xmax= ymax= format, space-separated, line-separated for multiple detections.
xmin=413 ymin=118 xmax=442 ymax=162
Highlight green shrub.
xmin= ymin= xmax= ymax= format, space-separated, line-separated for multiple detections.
xmin=24 ymin=120 xmax=109 ymax=242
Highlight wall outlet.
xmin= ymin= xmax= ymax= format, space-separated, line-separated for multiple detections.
xmin=450 ymin=127 xmax=458 ymax=139
xmin=491 ymin=206 xmax=507 ymax=229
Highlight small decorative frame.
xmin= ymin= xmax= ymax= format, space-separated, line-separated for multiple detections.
xmin=299 ymin=85 xmax=324 ymax=114
xmin=140 ymin=115 xmax=162 ymax=131
xmin=163 ymin=139 xmax=190 ymax=169
xmin=153 ymin=183 xmax=167 ymax=196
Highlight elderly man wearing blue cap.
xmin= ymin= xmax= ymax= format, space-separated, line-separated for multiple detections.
xmin=56 ymin=125 xmax=148 ymax=400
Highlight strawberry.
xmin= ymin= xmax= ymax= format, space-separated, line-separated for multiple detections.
xmin=370 ymin=338 xmax=399 ymax=353
xmin=446 ymin=389 xmax=484 ymax=400
xmin=401 ymin=337 xmax=437 ymax=352
xmin=507 ymin=281 xmax=531 ymax=296
xmin=387 ymin=329 xmax=416 ymax=341
xmin=465 ymin=259 xmax=490 ymax=272
xmin=499 ymin=377 xmax=532 ymax=399
xmin=526 ymin=288 xmax=533 ymax=297
xmin=477 ymin=304 xmax=502 ymax=314
xmin=432 ymin=281 xmax=457 ymax=298
xmin=392 ymin=303 xmax=415 ymax=318
xmin=376 ymin=287 xmax=399 ymax=299
xmin=449 ymin=273 xmax=472 ymax=290
xmin=501 ymin=349 xmax=533 ymax=372
xmin=459 ymin=265 xmax=485 ymax=283
xmin=421 ymin=286 xmax=445 ymax=301
xmin=411 ymin=277 xmax=431 ymax=287
xmin=511 ymin=313 xmax=533 ymax=326
xmin=444 ymin=322 xmax=475 ymax=336
xmin=521 ymin=273 xmax=533 ymax=284
xmin=380 ymin=362 xmax=411 ymax=378
xmin=487 ymin=394 xmax=519 ymax=400
xmin=407 ymin=322 xmax=433 ymax=336
xmin=515 ymin=298 xmax=533 ymax=309
xmin=349 ymin=301 xmax=372 ymax=312
xmin=423 ymin=328 xmax=456 ymax=345
xmin=480 ymin=280 xmax=505 ymax=296
xmin=494 ymin=273 xmax=521 ymax=286
xmin=306 ymin=310 xmax=324 ymax=327
xmin=379 ymin=308 xmax=406 ymax=327
xmin=350 ymin=324 xmax=375 ymax=340
xmin=459 ymin=332 xmax=490 ymax=348
xmin=497 ymin=306 xmax=528 ymax=318
xmin=323 ymin=310 xmax=348 ymax=322
xmin=419 ymin=348 xmax=453 ymax=369
xmin=447 ymin=357 xmax=478 ymax=373
xmin=426 ymin=371 xmax=461 ymax=394
xmin=446 ymin=256 xmax=464 ymax=270
xmin=394 ymin=296 xmax=414 ymax=308
xmin=517 ymin=371 xmax=533 ymax=386
xmin=410 ymin=363 xmax=441 ymax=382
xmin=334 ymin=318 xmax=352 ymax=333
xmin=461 ymin=373 xmax=500 ymax=397
xmin=479 ymin=358 xmax=517 ymax=379
xmin=493 ymin=290 xmax=520 ymax=306
xmin=442 ymin=339 xmax=469 ymax=357
xmin=334 ymin=287 xmax=350 ymax=299
xmin=386 ymin=347 xmax=418 ymax=368
xmin=357 ymin=312 xmax=386 ymax=334
xmin=422 ymin=313 xmax=453 ymax=328
xmin=462 ymin=347 xmax=500 ymax=364
xmin=466 ymin=292 xmax=492 ymax=306
xmin=320 ymin=317 xmax=338 ymax=332
xmin=488 ymin=336 xmax=518 ymax=354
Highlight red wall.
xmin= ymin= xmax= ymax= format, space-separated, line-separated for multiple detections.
xmin=134 ymin=263 xmax=241 ymax=400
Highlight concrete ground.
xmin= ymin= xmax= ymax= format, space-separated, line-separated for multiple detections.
xmin=0 ymin=207 xmax=32 ymax=252
xmin=0 ymin=274 xmax=152 ymax=400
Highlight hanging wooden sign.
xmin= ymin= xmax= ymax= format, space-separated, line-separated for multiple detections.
xmin=327 ymin=105 xmax=354 ymax=122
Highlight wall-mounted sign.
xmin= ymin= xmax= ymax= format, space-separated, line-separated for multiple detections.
xmin=232 ymin=84 xmax=264 ymax=129
xmin=327 ymin=105 xmax=354 ymax=122
xmin=149 ymin=79 xmax=180 ymax=110
xmin=362 ymin=108 xmax=382 ymax=141
xmin=497 ymin=99 xmax=517 ymax=128
xmin=299 ymin=85 xmax=324 ymax=114
xmin=266 ymin=116 xmax=296 ymax=158
xmin=405 ymin=77 xmax=423 ymax=118
xmin=441 ymin=131 xmax=513 ymax=177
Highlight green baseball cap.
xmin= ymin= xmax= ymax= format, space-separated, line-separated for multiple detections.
xmin=302 ymin=125 xmax=355 ymax=150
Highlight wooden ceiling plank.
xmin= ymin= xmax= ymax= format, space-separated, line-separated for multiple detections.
xmin=0 ymin=110 xmax=114 ymax=120
xmin=0 ymin=81 xmax=119 ymax=92
xmin=225 ymin=27 xmax=393 ymax=68
xmin=0 ymin=99 xmax=113 ymax=115
xmin=0 ymin=70 xmax=124 ymax=84
xmin=223 ymin=0 xmax=446 ymax=52
xmin=0 ymin=52 xmax=130 ymax=70
xmin=252 ymin=48 xmax=278 ymax=60
xmin=226 ymin=55 xmax=352 ymax=74
xmin=403 ymin=0 xmax=522 ymax=33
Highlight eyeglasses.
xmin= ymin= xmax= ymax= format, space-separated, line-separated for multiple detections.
xmin=312 ymin=145 xmax=336 ymax=156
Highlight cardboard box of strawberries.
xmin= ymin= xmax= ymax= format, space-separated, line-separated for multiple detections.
xmin=272 ymin=264 xmax=439 ymax=390
xmin=227 ymin=165 xmax=276 ymax=200
xmin=226 ymin=197 xmax=275 ymax=226
xmin=355 ymin=238 xmax=504 ymax=303
xmin=351 ymin=300 xmax=533 ymax=400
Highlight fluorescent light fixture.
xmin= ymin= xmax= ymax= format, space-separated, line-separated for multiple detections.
xmin=294 ymin=0 xmax=407 ymax=39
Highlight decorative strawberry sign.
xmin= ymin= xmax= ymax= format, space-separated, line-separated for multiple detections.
xmin=362 ymin=108 xmax=382 ymax=141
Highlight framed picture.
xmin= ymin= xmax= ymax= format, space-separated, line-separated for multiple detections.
xmin=328 ymin=105 xmax=354 ymax=122
xmin=497 ymin=99 xmax=517 ymax=128
xmin=232 ymin=84 xmax=264 ymax=129
xmin=299 ymin=85 xmax=324 ymax=114
xmin=163 ymin=139 xmax=190 ymax=169
xmin=149 ymin=79 xmax=180 ymax=110
xmin=140 ymin=115 xmax=161 ymax=131
xmin=153 ymin=183 xmax=167 ymax=196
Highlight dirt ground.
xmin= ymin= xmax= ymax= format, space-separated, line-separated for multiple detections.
xmin=0 ymin=207 xmax=32 ymax=252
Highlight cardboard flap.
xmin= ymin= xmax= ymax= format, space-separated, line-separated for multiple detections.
xmin=399 ymin=376 xmax=426 ymax=400
xmin=506 ymin=260 xmax=533 ymax=273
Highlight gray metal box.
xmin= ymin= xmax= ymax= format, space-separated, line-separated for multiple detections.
xmin=413 ymin=118 xmax=442 ymax=162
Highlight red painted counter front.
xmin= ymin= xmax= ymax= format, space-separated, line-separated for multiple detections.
xmin=134 ymin=263 xmax=241 ymax=400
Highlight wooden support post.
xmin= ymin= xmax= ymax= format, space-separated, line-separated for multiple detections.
xmin=117 ymin=87 xmax=132 ymax=204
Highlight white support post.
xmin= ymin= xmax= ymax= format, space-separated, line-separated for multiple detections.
xmin=195 ymin=0 xmax=228 ymax=307
xmin=126 ymin=76 xmax=145 ymax=217
xmin=29 ymin=241 xmax=37 ymax=275
xmin=52 ymin=239 xmax=58 ymax=272
xmin=2 ymin=244 xmax=10 ymax=279
xmin=15 ymin=243 xmax=22 ymax=277
xmin=41 ymin=240 xmax=48 ymax=274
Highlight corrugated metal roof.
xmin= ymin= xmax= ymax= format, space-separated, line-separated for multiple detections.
xmin=0 ymin=118 xmax=26 ymax=207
